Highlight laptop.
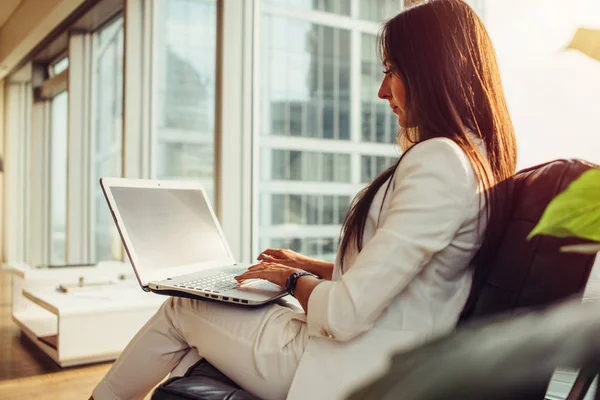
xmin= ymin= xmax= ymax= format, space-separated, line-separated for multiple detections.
xmin=100 ymin=177 xmax=287 ymax=306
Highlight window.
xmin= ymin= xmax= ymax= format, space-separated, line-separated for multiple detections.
xmin=361 ymin=155 xmax=396 ymax=183
xmin=49 ymin=91 xmax=69 ymax=264
xmin=262 ymin=16 xmax=351 ymax=141
xmin=269 ymin=194 xmax=351 ymax=226
xmin=91 ymin=16 xmax=124 ymax=262
xmin=3 ymin=69 xmax=32 ymax=264
xmin=152 ymin=0 xmax=217 ymax=202
xmin=257 ymin=1 xmax=401 ymax=261
xmin=264 ymin=0 xmax=352 ymax=16
xmin=51 ymin=56 xmax=69 ymax=76
xmin=361 ymin=0 xmax=403 ymax=22
xmin=268 ymin=150 xmax=351 ymax=182
xmin=361 ymin=33 xmax=398 ymax=143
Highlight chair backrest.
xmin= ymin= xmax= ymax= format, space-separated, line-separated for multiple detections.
xmin=459 ymin=159 xmax=599 ymax=400
xmin=462 ymin=159 xmax=598 ymax=321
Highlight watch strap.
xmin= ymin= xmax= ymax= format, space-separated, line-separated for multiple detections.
xmin=285 ymin=271 xmax=315 ymax=297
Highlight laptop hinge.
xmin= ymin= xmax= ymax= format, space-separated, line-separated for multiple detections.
xmin=142 ymin=285 xmax=151 ymax=292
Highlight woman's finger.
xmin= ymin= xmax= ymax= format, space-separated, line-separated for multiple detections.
xmin=250 ymin=261 xmax=286 ymax=270
xmin=262 ymin=248 xmax=283 ymax=258
xmin=258 ymin=254 xmax=275 ymax=262
xmin=257 ymin=253 xmax=280 ymax=262
xmin=248 ymin=262 xmax=277 ymax=271
xmin=247 ymin=264 xmax=264 ymax=271
xmin=235 ymin=271 xmax=271 ymax=282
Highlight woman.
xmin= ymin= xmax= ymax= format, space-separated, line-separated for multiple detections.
xmin=93 ymin=0 xmax=517 ymax=399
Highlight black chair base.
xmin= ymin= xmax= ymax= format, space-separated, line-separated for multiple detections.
xmin=152 ymin=359 xmax=260 ymax=400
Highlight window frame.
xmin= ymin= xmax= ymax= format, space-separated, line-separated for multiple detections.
xmin=66 ymin=32 xmax=94 ymax=264
xmin=216 ymin=0 xmax=255 ymax=263
xmin=87 ymin=15 xmax=126 ymax=263
xmin=122 ymin=0 xmax=251 ymax=264
xmin=2 ymin=65 xmax=33 ymax=264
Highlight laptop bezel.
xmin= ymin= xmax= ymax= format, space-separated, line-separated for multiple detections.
xmin=100 ymin=177 xmax=237 ymax=289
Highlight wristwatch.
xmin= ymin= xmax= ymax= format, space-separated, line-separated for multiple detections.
xmin=285 ymin=271 xmax=315 ymax=297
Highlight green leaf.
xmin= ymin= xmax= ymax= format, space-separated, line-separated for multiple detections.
xmin=528 ymin=168 xmax=600 ymax=242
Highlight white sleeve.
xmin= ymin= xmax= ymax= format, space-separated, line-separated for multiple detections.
xmin=306 ymin=138 xmax=478 ymax=341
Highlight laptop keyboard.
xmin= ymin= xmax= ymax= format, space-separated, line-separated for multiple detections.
xmin=173 ymin=268 xmax=258 ymax=293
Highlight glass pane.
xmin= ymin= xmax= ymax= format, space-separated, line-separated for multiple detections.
xmin=271 ymin=194 xmax=286 ymax=225
xmin=322 ymin=195 xmax=334 ymax=225
xmin=153 ymin=0 xmax=217 ymax=202
xmin=290 ymin=150 xmax=303 ymax=180
xmin=359 ymin=0 xmax=402 ymax=22
xmin=289 ymin=194 xmax=303 ymax=224
xmin=466 ymin=0 xmax=485 ymax=18
xmin=334 ymin=153 xmax=351 ymax=182
xmin=361 ymin=33 xmax=398 ymax=143
xmin=361 ymin=155 xmax=396 ymax=183
xmin=271 ymin=150 xmax=288 ymax=180
xmin=360 ymin=155 xmax=372 ymax=183
xmin=264 ymin=0 xmax=351 ymax=16
xmin=321 ymin=237 xmax=336 ymax=259
xmin=268 ymin=150 xmax=350 ymax=182
xmin=92 ymin=17 xmax=124 ymax=262
xmin=52 ymin=57 xmax=69 ymax=76
xmin=337 ymin=195 xmax=351 ymax=224
xmin=307 ymin=195 xmax=319 ymax=224
xmin=261 ymin=16 xmax=350 ymax=140
xmin=259 ymin=12 xmax=356 ymax=260
xmin=50 ymin=91 xmax=68 ymax=265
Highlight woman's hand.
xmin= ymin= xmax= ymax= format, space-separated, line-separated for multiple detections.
xmin=234 ymin=262 xmax=303 ymax=288
xmin=257 ymin=248 xmax=334 ymax=280
xmin=234 ymin=262 xmax=323 ymax=314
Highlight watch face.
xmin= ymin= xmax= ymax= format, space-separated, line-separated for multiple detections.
xmin=285 ymin=272 xmax=297 ymax=293
xmin=288 ymin=271 xmax=314 ymax=297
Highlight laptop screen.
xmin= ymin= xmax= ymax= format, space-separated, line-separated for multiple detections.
xmin=110 ymin=186 xmax=230 ymax=273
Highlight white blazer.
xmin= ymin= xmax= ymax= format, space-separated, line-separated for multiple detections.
xmin=287 ymin=138 xmax=486 ymax=400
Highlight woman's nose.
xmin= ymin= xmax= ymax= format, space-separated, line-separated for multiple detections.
xmin=378 ymin=78 xmax=389 ymax=100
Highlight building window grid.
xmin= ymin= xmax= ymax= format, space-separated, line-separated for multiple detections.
xmin=270 ymin=149 xmax=352 ymax=182
xmin=260 ymin=3 xmax=400 ymax=148
xmin=270 ymin=193 xmax=350 ymax=226
xmin=361 ymin=154 xmax=397 ymax=183
xmin=264 ymin=0 xmax=352 ymax=16
xmin=259 ymin=1 xmax=402 ymax=259
xmin=264 ymin=21 xmax=351 ymax=141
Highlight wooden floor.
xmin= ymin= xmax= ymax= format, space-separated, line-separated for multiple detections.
xmin=0 ymin=268 xmax=167 ymax=399
xmin=0 ymin=268 xmax=114 ymax=399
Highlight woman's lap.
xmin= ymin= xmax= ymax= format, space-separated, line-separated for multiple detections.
xmin=173 ymin=297 xmax=307 ymax=398
xmin=93 ymin=296 xmax=307 ymax=400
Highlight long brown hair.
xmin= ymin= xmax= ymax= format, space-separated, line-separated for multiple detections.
xmin=338 ymin=0 xmax=518 ymax=270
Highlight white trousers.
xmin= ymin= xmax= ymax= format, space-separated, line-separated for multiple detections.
xmin=93 ymin=297 xmax=308 ymax=400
